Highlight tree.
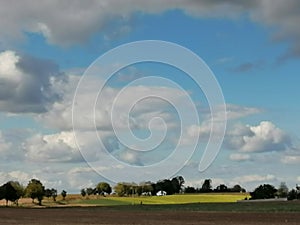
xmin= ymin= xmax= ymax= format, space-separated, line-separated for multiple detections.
xmin=156 ymin=179 xmax=174 ymax=195
xmin=45 ymin=189 xmax=52 ymax=199
xmin=86 ymin=187 xmax=95 ymax=196
xmin=172 ymin=176 xmax=185 ymax=193
xmin=201 ymin=179 xmax=212 ymax=192
xmin=25 ymin=179 xmax=45 ymax=205
xmin=277 ymin=182 xmax=289 ymax=198
xmin=287 ymin=189 xmax=300 ymax=201
xmin=250 ymin=184 xmax=277 ymax=200
xmin=215 ymin=184 xmax=228 ymax=192
xmin=114 ymin=183 xmax=126 ymax=196
xmin=231 ymin=184 xmax=246 ymax=193
xmin=81 ymin=188 xmax=86 ymax=197
xmin=96 ymin=182 xmax=112 ymax=195
xmin=61 ymin=190 xmax=67 ymax=200
xmin=0 ymin=181 xmax=24 ymax=206
xmin=9 ymin=181 xmax=24 ymax=205
xmin=51 ymin=188 xmax=57 ymax=201
xmin=45 ymin=188 xmax=57 ymax=201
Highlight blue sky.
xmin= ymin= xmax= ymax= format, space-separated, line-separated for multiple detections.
xmin=0 ymin=1 xmax=299 ymax=192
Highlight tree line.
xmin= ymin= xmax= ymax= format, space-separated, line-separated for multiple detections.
xmin=0 ymin=179 xmax=67 ymax=206
xmin=81 ymin=176 xmax=185 ymax=197
xmin=250 ymin=182 xmax=300 ymax=200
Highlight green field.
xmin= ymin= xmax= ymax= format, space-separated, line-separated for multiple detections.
xmin=74 ymin=193 xmax=249 ymax=206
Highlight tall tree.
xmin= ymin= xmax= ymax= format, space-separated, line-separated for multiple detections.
xmin=201 ymin=179 xmax=212 ymax=192
xmin=61 ymin=190 xmax=67 ymax=200
xmin=25 ymin=179 xmax=45 ymax=205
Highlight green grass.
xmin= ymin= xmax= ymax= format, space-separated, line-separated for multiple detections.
xmin=74 ymin=193 xmax=249 ymax=206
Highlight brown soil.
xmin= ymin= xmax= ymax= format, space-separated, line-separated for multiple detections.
xmin=0 ymin=207 xmax=299 ymax=225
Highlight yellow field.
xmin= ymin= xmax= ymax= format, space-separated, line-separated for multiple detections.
xmin=74 ymin=193 xmax=250 ymax=206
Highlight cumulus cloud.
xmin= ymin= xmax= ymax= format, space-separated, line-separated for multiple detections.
xmin=225 ymin=121 xmax=291 ymax=152
xmin=23 ymin=131 xmax=83 ymax=163
xmin=0 ymin=50 xmax=65 ymax=113
xmin=184 ymin=104 xmax=261 ymax=143
xmin=0 ymin=1 xmax=300 ymax=59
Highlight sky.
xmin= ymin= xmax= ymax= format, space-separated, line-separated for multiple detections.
xmin=0 ymin=0 xmax=300 ymax=193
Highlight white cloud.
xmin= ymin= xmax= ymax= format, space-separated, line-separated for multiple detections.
xmin=226 ymin=121 xmax=290 ymax=153
xmin=225 ymin=104 xmax=261 ymax=120
xmin=229 ymin=153 xmax=251 ymax=161
xmin=0 ymin=1 xmax=299 ymax=58
xmin=182 ymin=104 xmax=261 ymax=145
xmin=23 ymin=131 xmax=82 ymax=163
xmin=232 ymin=174 xmax=276 ymax=184
xmin=297 ymin=177 xmax=300 ymax=182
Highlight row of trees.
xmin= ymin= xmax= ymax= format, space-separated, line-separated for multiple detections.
xmin=184 ymin=179 xmax=246 ymax=193
xmin=81 ymin=182 xmax=112 ymax=197
xmin=0 ymin=179 xmax=67 ymax=206
xmin=250 ymin=182 xmax=300 ymax=200
xmin=113 ymin=176 xmax=185 ymax=197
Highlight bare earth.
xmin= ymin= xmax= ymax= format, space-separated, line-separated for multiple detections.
xmin=0 ymin=207 xmax=299 ymax=225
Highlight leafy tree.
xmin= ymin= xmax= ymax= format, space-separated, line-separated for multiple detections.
xmin=231 ymin=184 xmax=246 ymax=193
xmin=0 ymin=181 xmax=24 ymax=206
xmin=277 ymin=182 xmax=289 ymax=198
xmin=156 ymin=179 xmax=174 ymax=195
xmin=86 ymin=187 xmax=95 ymax=196
xmin=114 ymin=182 xmax=137 ymax=196
xmin=45 ymin=188 xmax=57 ymax=201
xmin=215 ymin=184 xmax=228 ymax=192
xmin=96 ymin=182 xmax=112 ymax=195
xmin=171 ymin=178 xmax=181 ymax=194
xmin=61 ymin=190 xmax=67 ymax=200
xmin=287 ymin=189 xmax=298 ymax=200
xmin=114 ymin=183 xmax=126 ymax=196
xmin=25 ymin=179 xmax=45 ymax=205
xmin=81 ymin=188 xmax=86 ymax=197
xmin=201 ymin=179 xmax=212 ymax=192
xmin=250 ymin=184 xmax=277 ymax=200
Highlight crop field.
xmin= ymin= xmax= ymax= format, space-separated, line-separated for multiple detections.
xmin=74 ymin=193 xmax=249 ymax=206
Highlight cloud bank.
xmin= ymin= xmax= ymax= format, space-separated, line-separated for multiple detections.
xmin=0 ymin=0 xmax=300 ymax=59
